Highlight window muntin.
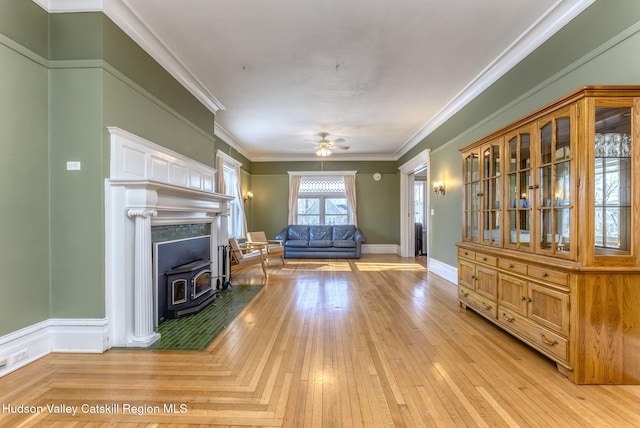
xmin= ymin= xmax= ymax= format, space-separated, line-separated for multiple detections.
xmin=296 ymin=176 xmax=349 ymax=225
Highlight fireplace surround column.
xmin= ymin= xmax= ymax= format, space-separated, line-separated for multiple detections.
xmin=127 ymin=208 xmax=161 ymax=346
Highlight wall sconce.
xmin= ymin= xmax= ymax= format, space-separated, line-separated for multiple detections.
xmin=243 ymin=191 xmax=253 ymax=203
xmin=433 ymin=181 xmax=446 ymax=197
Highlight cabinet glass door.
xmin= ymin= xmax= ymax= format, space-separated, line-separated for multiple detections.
xmin=481 ymin=141 xmax=501 ymax=245
xmin=594 ymin=105 xmax=632 ymax=256
xmin=537 ymin=108 xmax=573 ymax=258
xmin=463 ymin=151 xmax=480 ymax=241
xmin=506 ymin=128 xmax=532 ymax=250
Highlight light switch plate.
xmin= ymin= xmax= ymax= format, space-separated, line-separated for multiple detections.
xmin=67 ymin=161 xmax=81 ymax=170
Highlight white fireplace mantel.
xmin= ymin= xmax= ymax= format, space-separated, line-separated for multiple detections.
xmin=105 ymin=127 xmax=233 ymax=347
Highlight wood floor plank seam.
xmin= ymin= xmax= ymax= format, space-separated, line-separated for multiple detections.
xmin=1 ymin=255 xmax=639 ymax=427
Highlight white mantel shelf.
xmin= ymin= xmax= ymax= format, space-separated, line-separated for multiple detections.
xmin=108 ymin=178 xmax=233 ymax=217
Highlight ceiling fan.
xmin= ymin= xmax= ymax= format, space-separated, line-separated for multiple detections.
xmin=306 ymin=132 xmax=350 ymax=156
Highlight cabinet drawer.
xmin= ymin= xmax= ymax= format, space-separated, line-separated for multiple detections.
xmin=498 ymin=308 xmax=568 ymax=362
xmin=527 ymin=265 xmax=569 ymax=288
xmin=498 ymin=258 xmax=527 ymax=275
xmin=458 ymin=285 xmax=474 ymax=303
xmin=475 ymin=253 xmax=497 ymax=266
xmin=458 ymin=248 xmax=476 ymax=260
xmin=461 ymin=288 xmax=497 ymax=319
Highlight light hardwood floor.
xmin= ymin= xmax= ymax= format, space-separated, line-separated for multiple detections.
xmin=1 ymin=254 xmax=639 ymax=427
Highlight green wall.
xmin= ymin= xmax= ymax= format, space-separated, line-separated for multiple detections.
xmin=49 ymin=67 xmax=104 ymax=317
xmin=400 ymin=0 xmax=640 ymax=267
xmin=248 ymin=161 xmax=399 ymax=243
xmin=2 ymin=0 xmax=640 ymax=338
xmin=0 ymin=31 xmax=50 ymax=334
xmin=0 ymin=4 xmax=218 ymax=334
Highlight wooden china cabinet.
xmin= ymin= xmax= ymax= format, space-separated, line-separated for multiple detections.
xmin=457 ymin=86 xmax=640 ymax=384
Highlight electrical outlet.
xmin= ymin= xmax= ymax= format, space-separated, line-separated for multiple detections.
xmin=11 ymin=349 xmax=28 ymax=363
xmin=0 ymin=359 xmax=7 ymax=369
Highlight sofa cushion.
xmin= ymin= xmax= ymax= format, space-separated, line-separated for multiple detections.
xmin=285 ymin=240 xmax=309 ymax=248
xmin=309 ymin=239 xmax=332 ymax=248
xmin=332 ymin=225 xmax=356 ymax=241
xmin=310 ymin=225 xmax=333 ymax=241
xmin=333 ymin=240 xmax=356 ymax=248
xmin=287 ymin=225 xmax=309 ymax=241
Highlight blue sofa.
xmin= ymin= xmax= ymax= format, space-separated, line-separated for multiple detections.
xmin=275 ymin=225 xmax=366 ymax=258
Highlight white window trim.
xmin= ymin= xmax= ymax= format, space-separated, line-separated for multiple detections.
xmin=217 ymin=150 xmax=242 ymax=168
xmin=288 ymin=171 xmax=357 ymax=226
xmin=288 ymin=171 xmax=357 ymax=177
xmin=217 ymin=150 xmax=246 ymax=238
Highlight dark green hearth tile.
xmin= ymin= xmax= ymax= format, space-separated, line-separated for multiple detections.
xmin=145 ymin=285 xmax=262 ymax=351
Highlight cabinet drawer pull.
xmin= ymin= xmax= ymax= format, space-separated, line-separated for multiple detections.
xmin=471 ymin=275 xmax=476 ymax=280
xmin=540 ymin=333 xmax=558 ymax=346
xmin=542 ymin=272 xmax=549 ymax=277
xmin=527 ymin=297 xmax=532 ymax=302
xmin=481 ymin=302 xmax=493 ymax=311
xmin=502 ymin=312 xmax=515 ymax=323
xmin=482 ymin=257 xmax=487 ymax=261
xmin=460 ymin=291 xmax=469 ymax=298
xmin=520 ymin=296 xmax=527 ymax=301
xmin=508 ymin=263 xmax=514 ymax=268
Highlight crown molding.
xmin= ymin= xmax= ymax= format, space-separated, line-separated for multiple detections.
xmin=32 ymin=0 xmax=103 ymax=12
xmin=104 ymin=0 xmax=225 ymax=113
xmin=214 ymin=123 xmax=253 ymax=160
xmin=32 ymin=0 xmax=226 ymax=113
xmin=252 ymin=153 xmax=395 ymax=163
xmin=34 ymin=0 xmax=597 ymax=162
xmin=394 ymin=0 xmax=597 ymax=160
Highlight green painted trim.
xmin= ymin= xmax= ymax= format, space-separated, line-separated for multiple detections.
xmin=45 ymin=57 xmax=218 ymax=145
xmin=415 ymin=19 xmax=640 ymax=159
xmin=0 ymin=0 xmax=48 ymax=57
xmin=0 ymin=33 xmax=48 ymax=67
xmin=48 ymin=59 xmax=104 ymax=69
xmin=102 ymin=63 xmax=216 ymax=144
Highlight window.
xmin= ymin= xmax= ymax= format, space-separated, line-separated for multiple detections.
xmin=217 ymin=150 xmax=246 ymax=238
xmin=223 ymin=164 xmax=239 ymax=236
xmin=288 ymin=172 xmax=357 ymax=226
xmin=297 ymin=177 xmax=348 ymax=225
xmin=414 ymin=180 xmax=426 ymax=224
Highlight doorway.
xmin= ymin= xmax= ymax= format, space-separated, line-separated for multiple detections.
xmin=414 ymin=170 xmax=427 ymax=258
xmin=399 ymin=149 xmax=430 ymax=261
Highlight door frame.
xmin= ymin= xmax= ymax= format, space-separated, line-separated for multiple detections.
xmin=399 ymin=149 xmax=430 ymax=258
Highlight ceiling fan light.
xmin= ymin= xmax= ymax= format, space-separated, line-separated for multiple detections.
xmin=316 ymin=147 xmax=331 ymax=156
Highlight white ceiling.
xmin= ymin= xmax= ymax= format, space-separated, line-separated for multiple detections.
xmin=89 ymin=0 xmax=595 ymax=161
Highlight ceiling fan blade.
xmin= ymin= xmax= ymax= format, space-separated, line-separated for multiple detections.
xmin=332 ymin=138 xmax=346 ymax=144
xmin=333 ymin=145 xmax=350 ymax=150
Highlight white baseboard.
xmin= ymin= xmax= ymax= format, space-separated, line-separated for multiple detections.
xmin=49 ymin=318 xmax=109 ymax=353
xmin=362 ymin=244 xmax=399 ymax=254
xmin=428 ymin=258 xmax=458 ymax=284
xmin=0 ymin=318 xmax=108 ymax=377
